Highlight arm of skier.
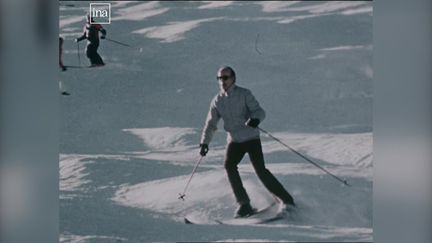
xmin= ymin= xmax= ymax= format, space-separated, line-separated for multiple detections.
xmin=245 ymin=90 xmax=265 ymax=127
xmin=76 ymin=28 xmax=86 ymax=42
xmin=200 ymin=97 xmax=221 ymax=153
xmin=99 ymin=26 xmax=107 ymax=39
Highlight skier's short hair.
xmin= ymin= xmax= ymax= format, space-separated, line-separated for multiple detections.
xmin=218 ymin=66 xmax=236 ymax=82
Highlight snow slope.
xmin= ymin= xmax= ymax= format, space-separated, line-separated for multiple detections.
xmin=60 ymin=1 xmax=372 ymax=242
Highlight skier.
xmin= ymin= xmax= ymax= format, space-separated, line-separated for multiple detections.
xmin=199 ymin=66 xmax=296 ymax=218
xmin=59 ymin=36 xmax=67 ymax=71
xmin=59 ymin=36 xmax=70 ymax=95
xmin=75 ymin=14 xmax=107 ymax=67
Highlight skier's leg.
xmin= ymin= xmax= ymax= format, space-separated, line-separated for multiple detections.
xmin=93 ymin=44 xmax=104 ymax=65
xmin=93 ymin=53 xmax=104 ymax=65
xmin=86 ymin=44 xmax=96 ymax=65
xmin=224 ymin=142 xmax=249 ymax=205
xmin=247 ymin=139 xmax=295 ymax=205
xmin=86 ymin=43 xmax=104 ymax=65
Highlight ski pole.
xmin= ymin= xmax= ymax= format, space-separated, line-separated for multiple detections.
xmin=104 ymin=37 xmax=131 ymax=47
xmin=258 ymin=127 xmax=350 ymax=186
xmin=178 ymin=156 xmax=204 ymax=200
xmin=76 ymin=41 xmax=81 ymax=65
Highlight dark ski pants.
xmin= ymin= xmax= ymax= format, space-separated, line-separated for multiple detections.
xmin=224 ymin=139 xmax=295 ymax=206
xmin=86 ymin=42 xmax=104 ymax=65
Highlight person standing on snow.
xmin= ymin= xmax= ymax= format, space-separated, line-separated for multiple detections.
xmin=199 ymin=66 xmax=296 ymax=218
xmin=59 ymin=36 xmax=70 ymax=95
xmin=75 ymin=14 xmax=107 ymax=67
xmin=59 ymin=36 xmax=67 ymax=71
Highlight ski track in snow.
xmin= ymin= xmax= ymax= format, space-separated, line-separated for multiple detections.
xmin=133 ymin=17 xmax=223 ymax=43
xmin=60 ymin=127 xmax=372 ymax=240
xmin=60 ymin=126 xmax=372 ymax=197
xmin=59 ymin=15 xmax=84 ymax=29
xmin=257 ymin=1 xmax=370 ymax=14
xmin=60 ymin=233 xmax=126 ymax=243
xmin=112 ymin=163 xmax=372 ymax=239
xmin=59 ymin=155 xmax=94 ymax=194
xmin=123 ymin=127 xmax=196 ymax=150
xmin=197 ymin=1 xmax=234 ymax=10
xmin=111 ymin=1 xmax=169 ymax=21
xmin=123 ymin=1 xmax=372 ymax=43
xmin=257 ymin=1 xmax=302 ymax=13
xmin=60 ymin=1 xmax=372 ymax=43
xmin=59 ymin=154 xmax=129 ymax=199
xmin=122 ymin=127 xmax=373 ymax=168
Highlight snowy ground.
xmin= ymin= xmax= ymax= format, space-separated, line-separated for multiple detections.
xmin=60 ymin=1 xmax=372 ymax=242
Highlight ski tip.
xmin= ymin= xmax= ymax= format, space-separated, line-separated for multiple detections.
xmin=214 ymin=219 xmax=223 ymax=224
xmin=184 ymin=217 xmax=193 ymax=224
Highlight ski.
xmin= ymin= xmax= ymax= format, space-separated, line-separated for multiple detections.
xmin=215 ymin=214 xmax=284 ymax=225
xmin=214 ymin=202 xmax=283 ymax=225
xmin=184 ymin=217 xmax=195 ymax=224
xmin=184 ymin=202 xmax=284 ymax=225
xmin=65 ymin=64 xmax=105 ymax=69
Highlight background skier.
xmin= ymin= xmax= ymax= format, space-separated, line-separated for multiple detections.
xmin=75 ymin=14 xmax=107 ymax=67
xmin=59 ymin=36 xmax=67 ymax=71
xmin=59 ymin=36 xmax=69 ymax=95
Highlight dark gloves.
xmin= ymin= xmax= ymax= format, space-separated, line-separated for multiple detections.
xmin=101 ymin=35 xmax=106 ymax=39
xmin=246 ymin=118 xmax=260 ymax=128
xmin=199 ymin=144 xmax=209 ymax=156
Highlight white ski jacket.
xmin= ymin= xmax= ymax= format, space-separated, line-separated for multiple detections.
xmin=200 ymin=84 xmax=265 ymax=144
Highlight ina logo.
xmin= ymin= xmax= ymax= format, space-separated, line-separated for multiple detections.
xmin=89 ymin=3 xmax=111 ymax=24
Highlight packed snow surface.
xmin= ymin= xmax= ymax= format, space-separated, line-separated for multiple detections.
xmin=60 ymin=1 xmax=372 ymax=242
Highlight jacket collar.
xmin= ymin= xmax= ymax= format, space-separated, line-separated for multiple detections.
xmin=221 ymin=84 xmax=236 ymax=96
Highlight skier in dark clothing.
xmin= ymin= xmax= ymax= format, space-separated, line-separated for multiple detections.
xmin=59 ymin=36 xmax=70 ymax=95
xmin=59 ymin=36 xmax=67 ymax=71
xmin=75 ymin=15 xmax=107 ymax=67
xmin=199 ymin=66 xmax=296 ymax=218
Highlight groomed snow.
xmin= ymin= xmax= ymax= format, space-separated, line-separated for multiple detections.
xmin=60 ymin=1 xmax=372 ymax=242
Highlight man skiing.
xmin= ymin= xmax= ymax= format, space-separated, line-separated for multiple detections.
xmin=75 ymin=14 xmax=107 ymax=67
xmin=199 ymin=66 xmax=296 ymax=218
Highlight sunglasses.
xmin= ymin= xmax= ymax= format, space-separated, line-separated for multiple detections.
xmin=217 ymin=75 xmax=231 ymax=81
